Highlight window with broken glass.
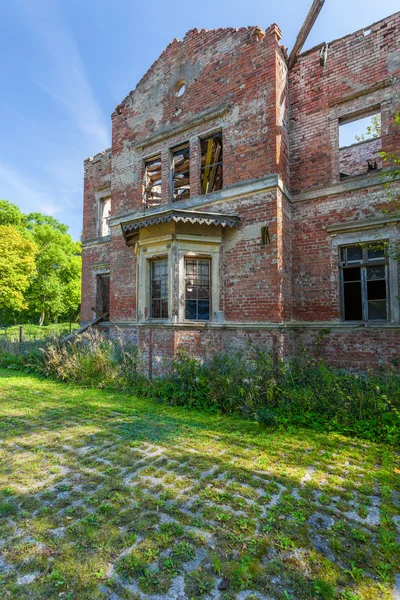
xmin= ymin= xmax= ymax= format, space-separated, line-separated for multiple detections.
xmin=171 ymin=144 xmax=190 ymax=201
xmin=99 ymin=197 xmax=111 ymax=237
xmin=200 ymin=133 xmax=223 ymax=194
xmin=185 ymin=258 xmax=211 ymax=320
xmin=151 ymin=258 xmax=168 ymax=319
xmin=144 ymin=156 xmax=162 ymax=208
xmin=340 ymin=244 xmax=389 ymax=321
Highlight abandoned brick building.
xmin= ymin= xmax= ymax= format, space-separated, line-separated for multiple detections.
xmin=81 ymin=8 xmax=400 ymax=371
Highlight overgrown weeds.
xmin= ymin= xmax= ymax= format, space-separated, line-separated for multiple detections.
xmin=0 ymin=329 xmax=399 ymax=444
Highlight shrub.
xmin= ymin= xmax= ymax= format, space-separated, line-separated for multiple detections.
xmin=255 ymin=408 xmax=277 ymax=428
xmin=0 ymin=330 xmax=399 ymax=445
xmin=40 ymin=329 xmax=144 ymax=389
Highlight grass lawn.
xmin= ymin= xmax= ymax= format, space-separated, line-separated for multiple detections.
xmin=0 ymin=370 xmax=399 ymax=600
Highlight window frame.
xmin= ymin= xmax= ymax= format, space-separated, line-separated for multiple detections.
xmin=184 ymin=256 xmax=212 ymax=322
xmin=143 ymin=154 xmax=162 ymax=208
xmin=170 ymin=142 xmax=190 ymax=202
xmin=98 ymin=196 xmax=111 ymax=238
xmin=339 ymin=242 xmax=389 ymax=322
xmin=150 ymin=257 xmax=169 ymax=320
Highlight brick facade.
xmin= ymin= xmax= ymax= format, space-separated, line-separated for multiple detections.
xmin=82 ymin=13 xmax=400 ymax=373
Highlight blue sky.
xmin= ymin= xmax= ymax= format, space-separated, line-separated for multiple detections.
xmin=0 ymin=0 xmax=398 ymax=240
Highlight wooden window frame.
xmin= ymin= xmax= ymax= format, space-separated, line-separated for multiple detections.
xmin=184 ymin=256 xmax=212 ymax=321
xmin=143 ymin=155 xmax=162 ymax=208
xmin=150 ymin=257 xmax=169 ymax=320
xmin=170 ymin=143 xmax=190 ymax=202
xmin=339 ymin=243 xmax=389 ymax=322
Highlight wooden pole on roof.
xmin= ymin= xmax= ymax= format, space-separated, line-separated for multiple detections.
xmin=288 ymin=0 xmax=325 ymax=70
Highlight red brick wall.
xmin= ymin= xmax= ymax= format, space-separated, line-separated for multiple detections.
xmin=109 ymin=230 xmax=136 ymax=322
xmin=110 ymin=24 xmax=289 ymax=217
xmin=289 ymin=12 xmax=400 ymax=193
xmin=83 ymin=12 xmax=400 ymax=371
xmin=81 ymin=149 xmax=112 ymax=323
xmin=83 ymin=150 xmax=111 ymax=240
xmin=81 ymin=244 xmax=110 ymax=323
xmin=291 ymin=183 xmax=399 ymax=322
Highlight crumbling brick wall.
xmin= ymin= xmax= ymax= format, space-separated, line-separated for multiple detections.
xmin=82 ymin=11 xmax=400 ymax=372
xmin=81 ymin=150 xmax=111 ymax=323
xmin=339 ymin=138 xmax=382 ymax=178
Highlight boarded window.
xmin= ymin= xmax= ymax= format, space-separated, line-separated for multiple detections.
xmin=99 ymin=197 xmax=111 ymax=237
xmin=172 ymin=145 xmax=190 ymax=201
xmin=339 ymin=112 xmax=382 ymax=179
xmin=96 ymin=274 xmax=110 ymax=319
xmin=151 ymin=259 xmax=168 ymax=319
xmin=340 ymin=244 xmax=388 ymax=321
xmin=185 ymin=258 xmax=211 ymax=321
xmin=200 ymin=133 xmax=223 ymax=195
xmin=144 ymin=156 xmax=162 ymax=208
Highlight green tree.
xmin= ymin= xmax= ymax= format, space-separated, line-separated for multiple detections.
xmin=0 ymin=199 xmax=81 ymax=325
xmin=0 ymin=225 xmax=37 ymax=313
xmin=26 ymin=224 xmax=81 ymax=325
xmin=0 ymin=200 xmax=26 ymax=228
xmin=26 ymin=212 xmax=69 ymax=234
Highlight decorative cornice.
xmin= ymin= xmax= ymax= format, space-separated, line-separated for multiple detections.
xmin=327 ymin=79 xmax=392 ymax=107
xmin=82 ymin=235 xmax=110 ymax=248
xmin=100 ymin=320 xmax=400 ymax=330
xmin=121 ymin=208 xmax=240 ymax=237
xmin=326 ymin=215 xmax=400 ymax=235
xmin=133 ymin=103 xmax=231 ymax=151
xmin=292 ymin=168 xmax=399 ymax=203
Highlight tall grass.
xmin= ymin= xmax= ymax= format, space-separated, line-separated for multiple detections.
xmin=0 ymin=329 xmax=398 ymax=444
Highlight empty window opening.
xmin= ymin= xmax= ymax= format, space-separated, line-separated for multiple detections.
xmin=144 ymin=156 xmax=162 ymax=208
xmin=200 ymin=133 xmax=223 ymax=195
xmin=96 ymin=274 xmax=110 ymax=319
xmin=185 ymin=258 xmax=211 ymax=321
xmin=261 ymin=225 xmax=271 ymax=246
xmin=339 ymin=112 xmax=382 ymax=179
xmin=340 ymin=244 xmax=388 ymax=321
xmin=176 ymin=81 xmax=186 ymax=97
xmin=151 ymin=259 xmax=168 ymax=319
xmin=172 ymin=145 xmax=190 ymax=201
xmin=99 ymin=197 xmax=111 ymax=237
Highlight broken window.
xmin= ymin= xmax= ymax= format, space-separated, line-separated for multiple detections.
xmin=151 ymin=258 xmax=168 ymax=319
xmin=96 ymin=274 xmax=110 ymax=319
xmin=144 ymin=156 xmax=162 ymax=208
xmin=99 ymin=197 xmax=111 ymax=237
xmin=172 ymin=144 xmax=190 ymax=201
xmin=200 ymin=133 xmax=223 ymax=195
xmin=339 ymin=111 xmax=382 ymax=179
xmin=185 ymin=258 xmax=211 ymax=320
xmin=340 ymin=244 xmax=388 ymax=321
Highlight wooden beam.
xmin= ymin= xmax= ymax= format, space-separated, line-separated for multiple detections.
xmin=201 ymin=138 xmax=214 ymax=194
xmin=207 ymin=144 xmax=222 ymax=193
xmin=288 ymin=0 xmax=325 ymax=70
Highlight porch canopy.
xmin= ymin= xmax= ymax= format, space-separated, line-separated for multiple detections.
xmin=120 ymin=208 xmax=240 ymax=246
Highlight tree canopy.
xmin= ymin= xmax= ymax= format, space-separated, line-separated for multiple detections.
xmin=0 ymin=200 xmax=81 ymax=325
xmin=0 ymin=225 xmax=37 ymax=312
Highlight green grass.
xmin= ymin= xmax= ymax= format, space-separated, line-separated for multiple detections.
xmin=0 ymin=323 xmax=79 ymax=341
xmin=0 ymin=369 xmax=399 ymax=600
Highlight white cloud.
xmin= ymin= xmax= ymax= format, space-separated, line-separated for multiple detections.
xmin=19 ymin=0 xmax=110 ymax=151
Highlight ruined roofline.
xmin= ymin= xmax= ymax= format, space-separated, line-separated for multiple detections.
xmin=112 ymin=24 xmax=282 ymax=116
xmin=297 ymin=10 xmax=400 ymax=61
xmin=84 ymin=148 xmax=112 ymax=165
